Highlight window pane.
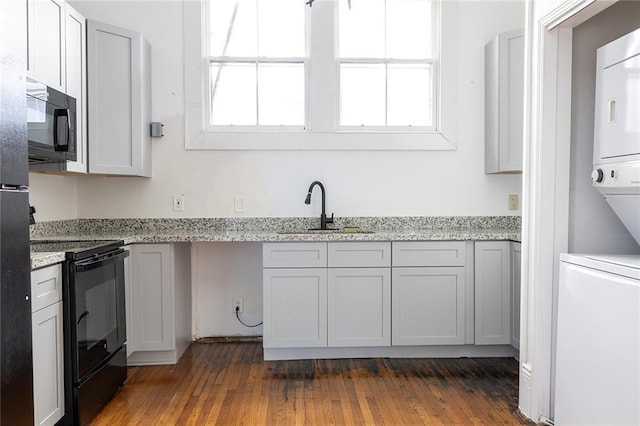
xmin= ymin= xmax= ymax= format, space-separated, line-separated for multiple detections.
xmin=338 ymin=0 xmax=385 ymax=58
xmin=209 ymin=0 xmax=257 ymax=56
xmin=258 ymin=0 xmax=305 ymax=57
xmin=258 ymin=64 xmax=305 ymax=125
xmin=387 ymin=0 xmax=432 ymax=59
xmin=387 ymin=64 xmax=432 ymax=126
xmin=210 ymin=63 xmax=257 ymax=125
xmin=340 ymin=64 xmax=385 ymax=126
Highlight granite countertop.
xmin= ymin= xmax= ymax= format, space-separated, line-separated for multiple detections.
xmin=30 ymin=216 xmax=521 ymax=270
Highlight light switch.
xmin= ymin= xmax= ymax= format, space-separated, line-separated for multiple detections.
xmin=234 ymin=196 xmax=245 ymax=213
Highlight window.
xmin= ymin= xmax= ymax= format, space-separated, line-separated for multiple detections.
xmin=338 ymin=0 xmax=435 ymax=128
xmin=185 ymin=0 xmax=455 ymax=150
xmin=207 ymin=0 xmax=306 ymax=127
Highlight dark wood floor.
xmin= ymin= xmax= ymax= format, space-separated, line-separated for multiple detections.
xmin=91 ymin=342 xmax=530 ymax=425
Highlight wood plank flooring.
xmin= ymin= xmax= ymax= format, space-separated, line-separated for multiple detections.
xmin=91 ymin=342 xmax=531 ymax=425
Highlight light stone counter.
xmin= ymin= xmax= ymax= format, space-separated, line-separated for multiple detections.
xmin=30 ymin=216 xmax=521 ymax=269
xmin=31 ymin=252 xmax=66 ymax=270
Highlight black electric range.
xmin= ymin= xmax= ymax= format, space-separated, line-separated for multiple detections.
xmin=31 ymin=238 xmax=128 ymax=426
xmin=30 ymin=239 xmax=125 ymax=260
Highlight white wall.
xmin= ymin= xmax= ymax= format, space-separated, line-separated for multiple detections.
xmin=569 ymin=1 xmax=640 ymax=254
xmin=193 ymin=242 xmax=263 ymax=338
xmin=28 ymin=173 xmax=78 ymax=221
xmin=59 ymin=0 xmax=525 ymax=220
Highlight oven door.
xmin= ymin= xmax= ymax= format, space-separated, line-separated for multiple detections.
xmin=70 ymin=249 xmax=128 ymax=383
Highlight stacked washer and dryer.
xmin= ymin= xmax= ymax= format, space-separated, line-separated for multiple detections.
xmin=555 ymin=29 xmax=640 ymax=424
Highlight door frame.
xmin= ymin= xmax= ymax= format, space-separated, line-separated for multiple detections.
xmin=519 ymin=0 xmax=618 ymax=422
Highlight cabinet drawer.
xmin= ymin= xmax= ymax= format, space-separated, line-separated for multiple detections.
xmin=31 ymin=264 xmax=63 ymax=313
xmin=328 ymin=242 xmax=391 ymax=267
xmin=392 ymin=242 xmax=466 ymax=267
xmin=263 ymin=243 xmax=327 ymax=268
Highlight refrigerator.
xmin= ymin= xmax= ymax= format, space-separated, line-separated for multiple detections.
xmin=0 ymin=48 xmax=34 ymax=424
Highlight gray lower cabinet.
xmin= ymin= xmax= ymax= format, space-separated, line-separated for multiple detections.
xmin=31 ymin=264 xmax=64 ymax=426
xmin=327 ymin=241 xmax=391 ymax=347
xmin=511 ymin=242 xmax=521 ymax=349
xmin=328 ymin=268 xmax=390 ymax=347
xmin=126 ymin=243 xmax=191 ymax=365
xmin=264 ymin=240 xmax=519 ymax=354
xmin=263 ymin=267 xmax=328 ymax=348
xmin=263 ymin=242 xmax=391 ymax=349
xmin=474 ymin=241 xmax=511 ymax=345
xmin=391 ymin=242 xmax=467 ymax=346
xmin=391 ymin=267 xmax=466 ymax=345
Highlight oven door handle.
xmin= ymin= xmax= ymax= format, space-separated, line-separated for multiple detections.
xmin=74 ymin=249 xmax=129 ymax=273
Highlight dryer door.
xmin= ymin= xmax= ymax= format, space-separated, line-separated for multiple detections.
xmin=594 ymin=28 xmax=640 ymax=162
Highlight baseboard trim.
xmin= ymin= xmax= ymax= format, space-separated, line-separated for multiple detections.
xmin=197 ymin=336 xmax=264 ymax=344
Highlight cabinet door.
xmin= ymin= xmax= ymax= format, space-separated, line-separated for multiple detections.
xmin=64 ymin=4 xmax=87 ymax=173
xmin=392 ymin=267 xmax=465 ymax=345
xmin=32 ymin=301 xmax=64 ymax=426
xmin=129 ymin=244 xmax=174 ymax=352
xmin=27 ymin=0 xmax=66 ymax=91
xmin=485 ymin=29 xmax=524 ymax=174
xmin=474 ymin=242 xmax=511 ymax=345
xmin=510 ymin=242 xmax=521 ymax=349
xmin=328 ymin=268 xmax=390 ymax=347
xmin=0 ymin=0 xmax=28 ymax=59
xmin=263 ymin=268 xmax=327 ymax=348
xmin=87 ymin=20 xmax=151 ymax=176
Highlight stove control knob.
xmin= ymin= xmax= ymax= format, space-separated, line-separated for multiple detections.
xmin=591 ymin=168 xmax=604 ymax=183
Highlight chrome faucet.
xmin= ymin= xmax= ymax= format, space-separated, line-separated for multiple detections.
xmin=305 ymin=181 xmax=334 ymax=230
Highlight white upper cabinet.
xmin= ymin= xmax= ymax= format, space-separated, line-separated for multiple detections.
xmin=64 ymin=4 xmax=86 ymax=173
xmin=0 ymin=0 xmax=28 ymax=59
xmin=27 ymin=0 xmax=66 ymax=92
xmin=485 ymin=29 xmax=524 ymax=174
xmin=87 ymin=20 xmax=151 ymax=177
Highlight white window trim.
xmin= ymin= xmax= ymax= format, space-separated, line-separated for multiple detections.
xmin=184 ymin=0 xmax=459 ymax=151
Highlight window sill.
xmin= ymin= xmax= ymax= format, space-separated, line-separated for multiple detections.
xmin=185 ymin=128 xmax=456 ymax=151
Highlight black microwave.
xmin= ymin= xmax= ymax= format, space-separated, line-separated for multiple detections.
xmin=27 ymin=79 xmax=77 ymax=164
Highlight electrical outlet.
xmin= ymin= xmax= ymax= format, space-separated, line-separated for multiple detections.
xmin=173 ymin=195 xmax=185 ymax=212
xmin=508 ymin=194 xmax=519 ymax=210
xmin=233 ymin=297 xmax=244 ymax=314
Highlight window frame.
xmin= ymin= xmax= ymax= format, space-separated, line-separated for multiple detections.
xmin=184 ymin=0 xmax=458 ymax=151
xmin=203 ymin=0 xmax=310 ymax=130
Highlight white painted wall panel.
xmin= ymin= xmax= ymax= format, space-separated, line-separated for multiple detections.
xmin=193 ymin=242 xmax=263 ymax=338
xmin=25 ymin=0 xmax=526 ymax=220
